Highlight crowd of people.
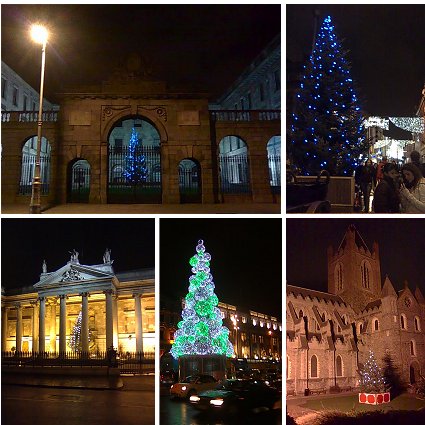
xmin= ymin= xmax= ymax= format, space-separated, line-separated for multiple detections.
xmin=355 ymin=150 xmax=425 ymax=213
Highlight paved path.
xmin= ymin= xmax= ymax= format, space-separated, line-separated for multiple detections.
xmin=1 ymin=203 xmax=280 ymax=215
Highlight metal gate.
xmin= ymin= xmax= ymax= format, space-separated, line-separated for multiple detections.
xmin=268 ymin=154 xmax=281 ymax=194
xmin=179 ymin=161 xmax=201 ymax=203
xmin=19 ymin=152 xmax=51 ymax=195
xmin=108 ymin=145 xmax=162 ymax=203
xmin=70 ymin=160 xmax=90 ymax=203
xmin=219 ymin=154 xmax=251 ymax=194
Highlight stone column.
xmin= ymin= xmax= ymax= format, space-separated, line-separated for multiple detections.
xmin=134 ymin=293 xmax=143 ymax=353
xmin=49 ymin=299 xmax=57 ymax=352
xmin=104 ymin=289 xmax=114 ymax=349
xmin=38 ymin=297 xmax=46 ymax=352
xmin=15 ymin=303 xmax=22 ymax=352
xmin=30 ymin=301 xmax=39 ymax=352
xmin=80 ymin=292 xmax=89 ymax=353
xmin=113 ymin=294 xmax=119 ymax=350
xmin=2 ymin=306 xmax=9 ymax=351
xmin=59 ymin=295 xmax=67 ymax=354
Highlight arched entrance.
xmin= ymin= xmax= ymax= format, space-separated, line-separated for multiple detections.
xmin=410 ymin=361 xmax=420 ymax=384
xmin=178 ymin=159 xmax=201 ymax=203
xmin=19 ymin=136 xmax=51 ymax=195
xmin=68 ymin=159 xmax=91 ymax=203
xmin=108 ymin=116 xmax=161 ymax=203
xmin=218 ymin=135 xmax=251 ymax=194
xmin=267 ymin=135 xmax=281 ymax=195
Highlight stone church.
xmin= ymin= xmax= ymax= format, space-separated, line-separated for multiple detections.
xmin=287 ymin=225 xmax=425 ymax=394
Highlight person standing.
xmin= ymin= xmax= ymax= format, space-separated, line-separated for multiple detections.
xmin=376 ymin=156 xmax=388 ymax=184
xmin=373 ymin=163 xmax=400 ymax=213
xmin=410 ymin=150 xmax=425 ymax=178
xmin=399 ymin=163 xmax=425 ymax=213
xmin=355 ymin=159 xmax=375 ymax=212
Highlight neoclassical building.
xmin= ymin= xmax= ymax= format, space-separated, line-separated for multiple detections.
xmin=1 ymin=250 xmax=155 ymax=354
xmin=287 ymin=225 xmax=425 ymax=394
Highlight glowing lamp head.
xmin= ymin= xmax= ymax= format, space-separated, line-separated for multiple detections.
xmin=31 ymin=24 xmax=48 ymax=44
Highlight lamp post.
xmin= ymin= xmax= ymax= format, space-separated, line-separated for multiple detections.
xmin=29 ymin=24 xmax=48 ymax=214
xmin=231 ymin=315 xmax=239 ymax=358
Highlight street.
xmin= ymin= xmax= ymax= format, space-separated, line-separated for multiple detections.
xmin=160 ymin=388 xmax=281 ymax=425
xmin=2 ymin=383 xmax=154 ymax=425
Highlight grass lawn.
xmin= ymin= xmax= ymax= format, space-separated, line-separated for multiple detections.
xmin=301 ymin=393 xmax=425 ymax=413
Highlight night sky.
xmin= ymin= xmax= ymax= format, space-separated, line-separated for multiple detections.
xmin=1 ymin=4 xmax=281 ymax=102
xmin=160 ymin=219 xmax=282 ymax=319
xmin=286 ymin=218 xmax=425 ymax=296
xmin=287 ymin=4 xmax=425 ymax=117
xmin=1 ymin=219 xmax=155 ymax=290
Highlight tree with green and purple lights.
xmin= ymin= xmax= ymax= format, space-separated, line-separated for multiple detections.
xmin=170 ymin=239 xmax=234 ymax=359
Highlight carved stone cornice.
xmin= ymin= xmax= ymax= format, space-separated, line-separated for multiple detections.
xmin=137 ymin=105 xmax=167 ymax=122
xmin=102 ymin=105 xmax=131 ymax=121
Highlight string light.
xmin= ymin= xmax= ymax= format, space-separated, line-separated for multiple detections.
xmin=170 ymin=240 xmax=234 ymax=359
xmin=123 ymin=127 xmax=148 ymax=183
xmin=389 ymin=117 xmax=424 ymax=133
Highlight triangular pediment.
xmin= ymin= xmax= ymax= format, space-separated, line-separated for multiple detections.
xmin=34 ymin=263 xmax=115 ymax=289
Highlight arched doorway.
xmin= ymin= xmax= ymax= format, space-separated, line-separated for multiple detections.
xmin=68 ymin=159 xmax=91 ymax=203
xmin=19 ymin=136 xmax=51 ymax=195
xmin=410 ymin=361 xmax=420 ymax=384
xmin=267 ymin=135 xmax=281 ymax=195
xmin=108 ymin=116 xmax=161 ymax=203
xmin=218 ymin=135 xmax=251 ymax=195
xmin=178 ymin=159 xmax=201 ymax=203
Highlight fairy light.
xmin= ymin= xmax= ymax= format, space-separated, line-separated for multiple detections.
xmin=389 ymin=117 xmax=424 ymax=133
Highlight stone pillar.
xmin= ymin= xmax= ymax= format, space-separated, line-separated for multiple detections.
xmin=113 ymin=294 xmax=119 ymax=350
xmin=38 ymin=297 xmax=46 ymax=352
xmin=59 ymin=295 xmax=67 ymax=354
xmin=134 ymin=293 xmax=143 ymax=353
xmin=15 ymin=303 xmax=22 ymax=352
xmin=80 ymin=292 xmax=89 ymax=353
xmin=104 ymin=289 xmax=114 ymax=349
xmin=2 ymin=306 xmax=9 ymax=351
xmin=30 ymin=301 xmax=39 ymax=352
xmin=49 ymin=299 xmax=57 ymax=352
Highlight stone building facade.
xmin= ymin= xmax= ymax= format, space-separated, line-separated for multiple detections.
xmin=1 ymin=250 xmax=155 ymax=355
xmin=287 ymin=225 xmax=425 ymax=394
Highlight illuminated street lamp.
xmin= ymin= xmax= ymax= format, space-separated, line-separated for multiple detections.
xmin=29 ymin=24 xmax=48 ymax=214
xmin=231 ymin=315 xmax=239 ymax=357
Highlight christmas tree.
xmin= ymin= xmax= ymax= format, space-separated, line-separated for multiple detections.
xmin=123 ymin=127 xmax=148 ymax=183
xmin=68 ymin=310 xmax=94 ymax=352
xmin=170 ymin=239 xmax=234 ymax=358
xmin=289 ymin=15 xmax=368 ymax=176
xmin=359 ymin=350 xmax=386 ymax=393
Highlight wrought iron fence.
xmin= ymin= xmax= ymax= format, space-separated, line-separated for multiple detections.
xmin=70 ymin=164 xmax=90 ymax=202
xmin=219 ymin=154 xmax=251 ymax=194
xmin=19 ymin=152 xmax=51 ymax=195
xmin=179 ymin=166 xmax=201 ymax=203
xmin=268 ymin=154 xmax=281 ymax=194
xmin=118 ymin=351 xmax=155 ymax=374
xmin=1 ymin=111 xmax=59 ymax=123
xmin=108 ymin=144 xmax=162 ymax=203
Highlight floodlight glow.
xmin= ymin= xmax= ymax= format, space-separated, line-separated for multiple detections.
xmin=31 ymin=24 xmax=48 ymax=44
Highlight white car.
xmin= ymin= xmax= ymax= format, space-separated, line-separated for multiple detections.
xmin=170 ymin=374 xmax=218 ymax=399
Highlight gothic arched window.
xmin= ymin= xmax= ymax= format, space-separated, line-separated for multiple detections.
xmin=414 ymin=316 xmax=421 ymax=332
xmin=336 ymin=355 xmax=343 ymax=377
xmin=400 ymin=314 xmax=407 ymax=330
xmin=310 ymin=355 xmax=318 ymax=378
xmin=334 ymin=262 xmax=344 ymax=291
xmin=360 ymin=260 xmax=372 ymax=289
xmin=410 ymin=340 xmax=416 ymax=356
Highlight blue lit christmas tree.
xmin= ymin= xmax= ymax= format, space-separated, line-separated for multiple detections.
xmin=289 ymin=16 xmax=368 ymax=176
xmin=123 ymin=128 xmax=148 ymax=183
xmin=171 ymin=240 xmax=234 ymax=359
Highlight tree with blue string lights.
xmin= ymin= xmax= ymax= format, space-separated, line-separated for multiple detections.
xmin=123 ymin=127 xmax=148 ymax=183
xmin=289 ymin=15 xmax=368 ymax=176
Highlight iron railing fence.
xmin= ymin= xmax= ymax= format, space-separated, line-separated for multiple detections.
xmin=219 ymin=154 xmax=251 ymax=194
xmin=178 ymin=167 xmax=201 ymax=203
xmin=70 ymin=165 xmax=90 ymax=202
xmin=19 ymin=153 xmax=51 ymax=195
xmin=268 ymin=154 xmax=281 ymax=193
xmin=1 ymin=111 xmax=59 ymax=123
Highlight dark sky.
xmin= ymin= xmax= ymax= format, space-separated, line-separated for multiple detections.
xmin=1 ymin=4 xmax=281 ymax=102
xmin=287 ymin=4 xmax=425 ymax=117
xmin=286 ymin=218 xmax=425 ymax=296
xmin=160 ymin=219 xmax=282 ymax=319
xmin=1 ymin=219 xmax=155 ymax=290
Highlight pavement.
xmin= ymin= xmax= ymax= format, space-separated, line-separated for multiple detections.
xmin=2 ymin=370 xmax=154 ymax=391
xmin=1 ymin=203 xmax=281 ymax=215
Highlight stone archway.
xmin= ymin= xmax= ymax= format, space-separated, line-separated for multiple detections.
xmin=67 ymin=159 xmax=91 ymax=203
xmin=410 ymin=361 xmax=420 ymax=384
xmin=178 ymin=158 xmax=202 ymax=203
xmin=107 ymin=115 xmax=162 ymax=203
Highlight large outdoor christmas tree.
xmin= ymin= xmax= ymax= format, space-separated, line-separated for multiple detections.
xmin=289 ymin=15 xmax=368 ymax=176
xmin=68 ymin=310 xmax=94 ymax=352
xmin=170 ymin=240 xmax=234 ymax=359
xmin=123 ymin=127 xmax=148 ymax=183
xmin=359 ymin=350 xmax=386 ymax=393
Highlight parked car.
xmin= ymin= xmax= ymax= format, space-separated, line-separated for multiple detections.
xmin=170 ymin=374 xmax=218 ymax=399
xmin=190 ymin=379 xmax=280 ymax=415
xmin=160 ymin=369 xmax=177 ymax=385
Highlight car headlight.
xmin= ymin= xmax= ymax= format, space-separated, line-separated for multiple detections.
xmin=190 ymin=395 xmax=200 ymax=402
xmin=182 ymin=386 xmax=187 ymax=391
xmin=210 ymin=399 xmax=224 ymax=406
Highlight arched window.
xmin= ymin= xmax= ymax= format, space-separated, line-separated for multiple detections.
xmin=335 ymin=262 xmax=344 ymax=291
xmin=358 ymin=322 xmax=364 ymax=334
xmin=360 ymin=260 xmax=372 ymax=289
xmin=310 ymin=355 xmax=318 ymax=378
xmin=373 ymin=318 xmax=379 ymax=332
xmin=299 ymin=310 xmax=304 ymax=319
xmin=286 ymin=355 xmax=291 ymax=379
xmin=267 ymin=136 xmax=281 ymax=192
xmin=336 ymin=355 xmax=343 ymax=377
xmin=410 ymin=340 xmax=416 ymax=356
xmin=414 ymin=316 xmax=421 ymax=332
xmin=400 ymin=314 xmax=407 ymax=330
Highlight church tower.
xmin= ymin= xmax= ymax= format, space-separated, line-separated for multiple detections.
xmin=327 ymin=225 xmax=382 ymax=312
